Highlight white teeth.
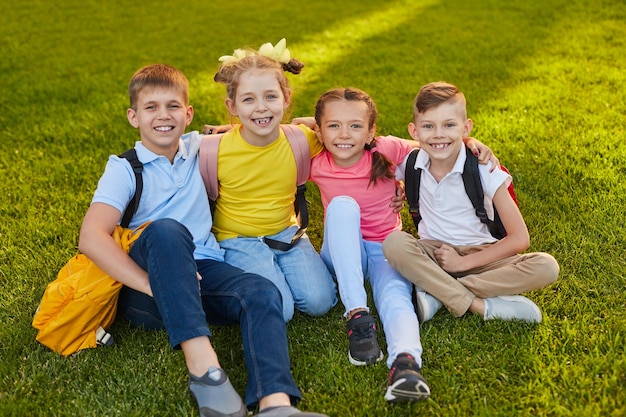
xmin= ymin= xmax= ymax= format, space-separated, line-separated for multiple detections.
xmin=155 ymin=126 xmax=173 ymax=132
xmin=336 ymin=144 xmax=353 ymax=149
xmin=255 ymin=118 xmax=271 ymax=124
xmin=431 ymin=143 xmax=448 ymax=149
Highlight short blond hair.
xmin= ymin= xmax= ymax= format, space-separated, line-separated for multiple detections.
xmin=128 ymin=64 xmax=189 ymax=109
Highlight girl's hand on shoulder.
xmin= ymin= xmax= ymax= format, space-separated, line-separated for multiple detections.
xmin=291 ymin=117 xmax=317 ymax=130
xmin=463 ymin=137 xmax=500 ymax=171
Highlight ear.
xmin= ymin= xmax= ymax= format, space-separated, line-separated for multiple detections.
xmin=315 ymin=126 xmax=324 ymax=144
xmin=408 ymin=122 xmax=419 ymax=141
xmin=367 ymin=124 xmax=377 ymax=145
xmin=225 ymin=98 xmax=238 ymax=116
xmin=185 ymin=106 xmax=194 ymax=126
xmin=283 ymin=90 xmax=291 ymax=108
xmin=127 ymin=108 xmax=139 ymax=128
xmin=463 ymin=118 xmax=473 ymax=136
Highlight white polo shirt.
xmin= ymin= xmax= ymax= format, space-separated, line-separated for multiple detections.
xmin=398 ymin=146 xmax=510 ymax=245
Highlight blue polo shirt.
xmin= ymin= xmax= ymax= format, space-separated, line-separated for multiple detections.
xmin=92 ymin=131 xmax=224 ymax=261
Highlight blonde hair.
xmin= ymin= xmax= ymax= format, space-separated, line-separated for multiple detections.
xmin=214 ymin=54 xmax=303 ymax=102
xmin=128 ymin=64 xmax=188 ymax=109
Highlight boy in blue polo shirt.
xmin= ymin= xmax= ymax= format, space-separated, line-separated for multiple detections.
xmin=78 ymin=64 xmax=327 ymax=417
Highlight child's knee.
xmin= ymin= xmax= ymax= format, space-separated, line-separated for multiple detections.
xmin=542 ymin=254 xmax=560 ymax=284
xmin=382 ymin=231 xmax=411 ymax=258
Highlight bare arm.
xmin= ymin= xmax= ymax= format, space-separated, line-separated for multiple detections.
xmin=463 ymin=137 xmax=500 ymax=170
xmin=78 ymin=202 xmax=153 ymax=296
xmin=291 ymin=117 xmax=317 ymax=130
xmin=435 ymin=184 xmax=529 ymax=273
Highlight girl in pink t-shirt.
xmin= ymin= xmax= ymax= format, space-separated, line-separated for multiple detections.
xmin=309 ymin=87 xmax=429 ymax=403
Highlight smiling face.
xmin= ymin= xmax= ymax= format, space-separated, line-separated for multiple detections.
xmin=127 ymin=86 xmax=193 ymax=161
xmin=317 ymin=99 xmax=376 ymax=167
xmin=408 ymin=100 xmax=472 ymax=168
xmin=225 ymin=69 xmax=290 ymax=146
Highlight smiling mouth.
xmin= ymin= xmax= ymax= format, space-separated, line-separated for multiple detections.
xmin=154 ymin=126 xmax=174 ymax=132
xmin=430 ymin=143 xmax=449 ymax=150
xmin=253 ymin=117 xmax=272 ymax=125
xmin=335 ymin=144 xmax=354 ymax=149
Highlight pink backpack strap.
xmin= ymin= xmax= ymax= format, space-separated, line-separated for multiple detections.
xmin=281 ymin=124 xmax=310 ymax=185
xmin=198 ymin=134 xmax=224 ymax=201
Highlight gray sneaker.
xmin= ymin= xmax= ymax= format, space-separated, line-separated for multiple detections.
xmin=188 ymin=366 xmax=247 ymax=417
xmin=484 ymin=295 xmax=542 ymax=323
xmin=254 ymin=405 xmax=329 ymax=417
xmin=415 ymin=290 xmax=442 ymax=323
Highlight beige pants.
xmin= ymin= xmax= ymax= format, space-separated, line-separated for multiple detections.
xmin=382 ymin=231 xmax=560 ymax=317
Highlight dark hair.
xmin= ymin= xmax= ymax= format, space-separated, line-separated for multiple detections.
xmin=413 ymin=81 xmax=466 ymax=119
xmin=315 ymin=87 xmax=394 ymax=186
xmin=128 ymin=64 xmax=188 ymax=109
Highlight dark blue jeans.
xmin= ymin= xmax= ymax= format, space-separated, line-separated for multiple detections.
xmin=117 ymin=218 xmax=300 ymax=407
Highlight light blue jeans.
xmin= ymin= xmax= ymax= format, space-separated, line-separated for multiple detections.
xmin=219 ymin=225 xmax=337 ymax=322
xmin=321 ymin=196 xmax=424 ymax=368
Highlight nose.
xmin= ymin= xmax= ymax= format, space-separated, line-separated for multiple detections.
xmin=157 ymin=107 xmax=171 ymax=119
xmin=339 ymin=125 xmax=350 ymax=138
xmin=255 ymin=100 xmax=268 ymax=112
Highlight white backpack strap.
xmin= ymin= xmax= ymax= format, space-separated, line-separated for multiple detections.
xmin=199 ymin=134 xmax=223 ymax=201
xmin=281 ymin=124 xmax=310 ymax=185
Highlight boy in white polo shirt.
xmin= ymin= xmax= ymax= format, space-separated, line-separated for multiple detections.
xmin=383 ymin=81 xmax=559 ymax=323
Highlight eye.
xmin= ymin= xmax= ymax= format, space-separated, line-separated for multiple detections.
xmin=422 ymin=123 xmax=432 ymax=129
xmin=350 ymin=123 xmax=363 ymax=129
xmin=145 ymin=105 xmax=156 ymax=110
xmin=267 ymin=94 xmax=279 ymax=100
xmin=242 ymin=97 xmax=253 ymax=103
xmin=446 ymin=122 xmax=456 ymax=128
xmin=327 ymin=123 xmax=339 ymax=129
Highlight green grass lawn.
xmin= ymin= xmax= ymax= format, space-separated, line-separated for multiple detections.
xmin=1 ymin=0 xmax=625 ymax=415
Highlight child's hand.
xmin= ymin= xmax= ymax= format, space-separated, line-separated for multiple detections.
xmin=203 ymin=124 xmax=235 ymax=135
xmin=291 ymin=117 xmax=317 ymax=130
xmin=389 ymin=181 xmax=406 ymax=213
xmin=464 ymin=137 xmax=500 ymax=171
xmin=434 ymin=244 xmax=466 ymax=273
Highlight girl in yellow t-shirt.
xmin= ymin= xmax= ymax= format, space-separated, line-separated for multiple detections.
xmin=210 ymin=40 xmax=337 ymax=322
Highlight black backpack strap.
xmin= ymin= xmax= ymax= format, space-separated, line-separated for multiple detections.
xmin=461 ymin=148 xmax=504 ymax=239
xmin=404 ymin=149 xmax=422 ymax=230
xmin=119 ymin=148 xmax=143 ymax=228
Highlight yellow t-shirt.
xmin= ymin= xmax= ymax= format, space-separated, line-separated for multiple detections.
xmin=212 ymin=125 xmax=323 ymax=241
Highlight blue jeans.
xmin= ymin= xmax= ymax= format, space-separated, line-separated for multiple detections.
xmin=320 ymin=196 xmax=423 ymax=368
xmin=117 ymin=219 xmax=300 ymax=407
xmin=219 ymin=225 xmax=337 ymax=322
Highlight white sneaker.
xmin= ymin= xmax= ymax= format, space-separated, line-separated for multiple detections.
xmin=484 ymin=295 xmax=542 ymax=323
xmin=415 ymin=290 xmax=442 ymax=323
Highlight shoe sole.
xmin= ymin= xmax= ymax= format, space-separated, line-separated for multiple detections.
xmin=348 ymin=349 xmax=384 ymax=366
xmin=384 ymin=377 xmax=431 ymax=402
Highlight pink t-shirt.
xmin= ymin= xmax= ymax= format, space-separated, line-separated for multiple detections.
xmin=310 ymin=135 xmax=416 ymax=242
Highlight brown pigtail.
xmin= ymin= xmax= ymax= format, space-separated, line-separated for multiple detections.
xmin=365 ymin=140 xmax=395 ymax=186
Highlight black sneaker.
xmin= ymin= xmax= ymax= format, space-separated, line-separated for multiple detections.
xmin=384 ymin=353 xmax=430 ymax=402
xmin=346 ymin=311 xmax=383 ymax=366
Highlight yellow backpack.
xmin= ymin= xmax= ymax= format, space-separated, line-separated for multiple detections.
xmin=32 ymin=148 xmax=146 ymax=356
xmin=32 ymin=224 xmax=148 ymax=356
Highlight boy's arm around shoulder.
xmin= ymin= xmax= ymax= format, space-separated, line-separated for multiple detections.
xmin=440 ymin=184 xmax=530 ymax=273
xmin=78 ymin=202 xmax=153 ymax=296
